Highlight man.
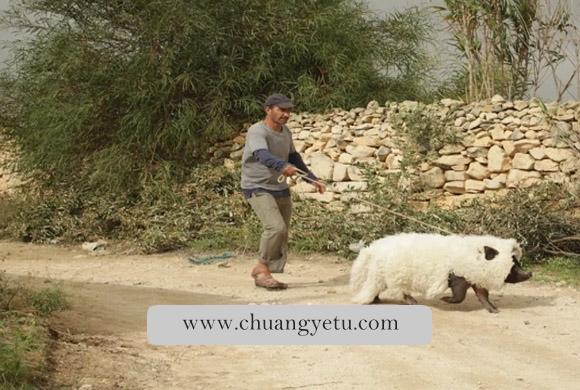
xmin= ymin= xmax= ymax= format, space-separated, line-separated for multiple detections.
xmin=241 ymin=93 xmax=325 ymax=290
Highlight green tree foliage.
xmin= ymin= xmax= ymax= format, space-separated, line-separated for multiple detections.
xmin=438 ymin=0 xmax=538 ymax=101
xmin=0 ymin=0 xmax=434 ymax=192
xmin=438 ymin=0 xmax=576 ymax=102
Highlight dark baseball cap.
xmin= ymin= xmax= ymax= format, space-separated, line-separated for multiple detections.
xmin=264 ymin=93 xmax=294 ymax=109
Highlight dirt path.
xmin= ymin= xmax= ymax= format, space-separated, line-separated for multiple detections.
xmin=1 ymin=241 xmax=579 ymax=389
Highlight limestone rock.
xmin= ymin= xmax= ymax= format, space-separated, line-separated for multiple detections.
xmin=445 ymin=171 xmax=466 ymax=181
xmin=434 ymin=155 xmax=472 ymax=168
xmin=534 ymin=159 xmax=559 ymax=172
xmin=525 ymin=130 xmax=539 ymax=140
xmin=347 ymin=165 xmax=365 ymax=181
xmin=353 ymin=136 xmax=381 ymax=147
xmin=490 ymin=125 xmax=507 ymax=140
xmin=545 ymin=148 xmax=575 ymax=162
xmin=545 ymin=172 xmax=569 ymax=184
xmin=484 ymin=177 xmax=504 ymax=190
xmin=501 ymin=141 xmax=516 ymax=157
xmin=420 ymin=167 xmax=445 ymax=189
xmin=473 ymin=136 xmax=493 ymax=147
xmin=441 ymin=98 xmax=464 ymax=107
xmin=506 ymin=169 xmax=542 ymax=188
xmin=294 ymin=140 xmax=307 ymax=153
xmin=376 ymin=146 xmax=391 ymax=161
xmin=309 ymin=153 xmax=334 ymax=180
xmin=385 ymin=154 xmax=403 ymax=170
xmin=468 ymin=118 xmax=483 ymax=130
xmin=338 ymin=153 xmax=354 ymax=164
xmin=439 ymin=144 xmax=466 ymax=155
xmin=512 ymin=153 xmax=535 ymax=170
xmin=293 ymin=181 xmax=316 ymax=193
xmin=487 ymin=145 xmax=510 ymax=173
xmin=513 ymin=139 xmax=541 ymax=154
xmin=466 ymin=180 xmax=486 ymax=193
xmin=345 ymin=145 xmax=376 ymax=159
xmin=444 ymin=181 xmax=465 ymax=194
xmin=466 ymin=162 xmax=490 ymax=180
xmin=333 ymin=162 xmax=349 ymax=182
xmin=509 ymin=129 xmax=525 ymax=140
xmin=529 ymin=147 xmax=546 ymax=160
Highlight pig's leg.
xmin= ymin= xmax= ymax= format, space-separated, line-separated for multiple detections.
xmin=472 ymin=285 xmax=499 ymax=313
xmin=441 ymin=274 xmax=469 ymax=304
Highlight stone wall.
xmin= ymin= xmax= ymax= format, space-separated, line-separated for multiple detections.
xmin=215 ymin=96 xmax=580 ymax=207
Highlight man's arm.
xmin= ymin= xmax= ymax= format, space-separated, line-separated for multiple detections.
xmin=288 ymin=152 xmax=325 ymax=193
xmin=288 ymin=152 xmax=318 ymax=181
xmin=253 ymin=149 xmax=286 ymax=171
xmin=253 ymin=149 xmax=322 ymax=191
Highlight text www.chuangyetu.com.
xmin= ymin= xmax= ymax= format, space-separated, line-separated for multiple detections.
xmin=182 ymin=313 xmax=398 ymax=337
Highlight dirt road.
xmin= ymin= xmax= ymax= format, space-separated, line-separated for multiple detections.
xmin=1 ymin=241 xmax=579 ymax=389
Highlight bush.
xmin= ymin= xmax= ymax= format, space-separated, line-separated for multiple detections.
xmin=27 ymin=287 xmax=68 ymax=317
xmin=1 ymin=163 xmax=577 ymax=262
xmin=390 ymin=102 xmax=458 ymax=157
xmin=0 ymin=1 xmax=436 ymax=193
xmin=0 ymin=272 xmax=66 ymax=388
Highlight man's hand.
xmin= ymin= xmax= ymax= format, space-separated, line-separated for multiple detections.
xmin=282 ymin=164 xmax=298 ymax=177
xmin=313 ymin=181 xmax=326 ymax=194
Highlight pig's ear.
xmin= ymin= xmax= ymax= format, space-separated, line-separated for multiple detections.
xmin=484 ymin=246 xmax=499 ymax=260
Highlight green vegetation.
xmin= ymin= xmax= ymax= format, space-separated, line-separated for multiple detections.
xmin=389 ymin=102 xmax=459 ymax=170
xmin=0 ymin=0 xmax=436 ymax=194
xmin=0 ymin=1 xmax=576 ymax=304
xmin=0 ymin=273 xmax=68 ymax=388
xmin=1 ymin=162 xmax=577 ymax=264
xmin=438 ymin=0 xmax=577 ymax=102
xmin=531 ymin=257 xmax=580 ymax=287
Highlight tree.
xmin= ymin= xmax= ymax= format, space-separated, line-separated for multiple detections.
xmin=438 ymin=0 xmax=578 ymax=103
xmin=438 ymin=0 xmax=538 ymax=101
xmin=0 ymin=0 xmax=435 ymax=192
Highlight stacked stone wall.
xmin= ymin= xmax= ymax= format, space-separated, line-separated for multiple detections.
xmin=214 ymin=95 xmax=580 ymax=207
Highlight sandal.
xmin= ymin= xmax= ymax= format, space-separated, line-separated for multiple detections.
xmin=252 ymin=272 xmax=288 ymax=290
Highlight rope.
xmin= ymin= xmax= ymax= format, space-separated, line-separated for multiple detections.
xmin=283 ymin=168 xmax=454 ymax=235
xmin=186 ymin=251 xmax=234 ymax=265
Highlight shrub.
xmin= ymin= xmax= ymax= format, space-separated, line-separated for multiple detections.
xmin=1 ymin=164 xmax=577 ymax=262
xmin=0 ymin=1 xmax=436 ymax=193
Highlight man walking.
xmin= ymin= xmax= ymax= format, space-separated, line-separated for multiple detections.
xmin=241 ymin=94 xmax=324 ymax=290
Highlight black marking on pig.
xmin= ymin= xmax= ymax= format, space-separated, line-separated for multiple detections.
xmin=484 ymin=246 xmax=499 ymax=260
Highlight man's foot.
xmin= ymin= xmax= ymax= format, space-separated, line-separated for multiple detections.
xmin=253 ymin=273 xmax=288 ymax=290
xmin=251 ymin=264 xmax=288 ymax=290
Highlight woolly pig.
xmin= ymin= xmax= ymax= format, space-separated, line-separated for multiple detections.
xmin=350 ymin=233 xmax=532 ymax=313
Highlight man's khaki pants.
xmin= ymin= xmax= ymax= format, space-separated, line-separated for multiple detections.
xmin=247 ymin=192 xmax=292 ymax=273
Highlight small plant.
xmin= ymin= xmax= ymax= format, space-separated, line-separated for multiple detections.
xmin=531 ymin=256 xmax=580 ymax=287
xmin=390 ymin=102 xmax=458 ymax=157
xmin=27 ymin=286 xmax=69 ymax=317
xmin=0 ymin=272 xmax=61 ymax=388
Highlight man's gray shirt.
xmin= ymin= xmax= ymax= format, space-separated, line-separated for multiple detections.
xmin=241 ymin=121 xmax=296 ymax=191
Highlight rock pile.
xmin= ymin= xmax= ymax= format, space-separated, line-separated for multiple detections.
xmin=214 ymin=96 xmax=580 ymax=206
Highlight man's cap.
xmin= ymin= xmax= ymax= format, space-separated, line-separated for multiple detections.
xmin=264 ymin=93 xmax=294 ymax=109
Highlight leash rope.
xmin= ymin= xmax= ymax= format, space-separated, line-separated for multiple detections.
xmin=281 ymin=167 xmax=454 ymax=235
xmin=186 ymin=251 xmax=234 ymax=265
